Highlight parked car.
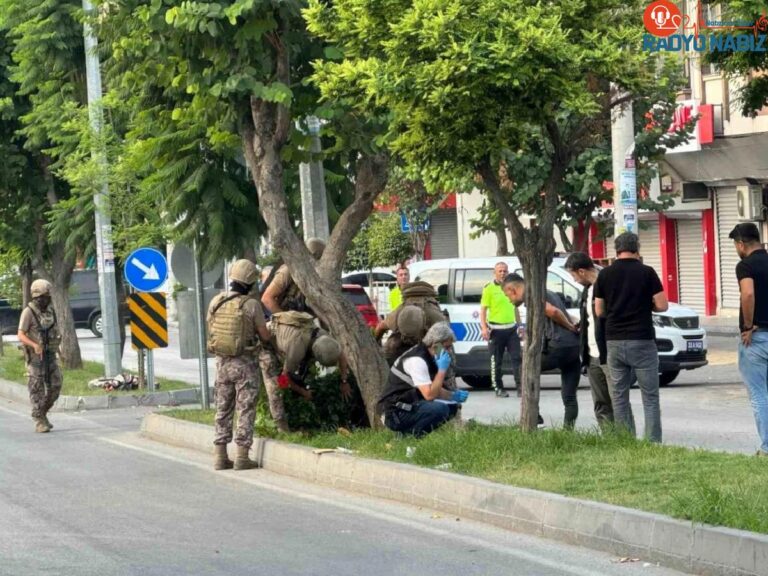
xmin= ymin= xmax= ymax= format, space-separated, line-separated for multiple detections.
xmin=341 ymin=268 xmax=397 ymax=288
xmin=342 ymin=284 xmax=379 ymax=328
xmin=0 ymin=269 xmax=126 ymax=338
xmin=408 ymin=257 xmax=708 ymax=389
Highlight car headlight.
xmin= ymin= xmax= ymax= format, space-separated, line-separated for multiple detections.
xmin=652 ymin=315 xmax=672 ymax=328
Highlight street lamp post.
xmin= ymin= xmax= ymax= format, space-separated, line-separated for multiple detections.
xmin=82 ymin=0 xmax=122 ymax=377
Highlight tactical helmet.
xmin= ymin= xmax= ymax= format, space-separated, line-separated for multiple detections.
xmin=229 ymin=259 xmax=258 ymax=285
xmin=312 ymin=334 xmax=341 ymax=366
xmin=305 ymin=237 xmax=326 ymax=260
xmin=30 ymin=279 xmax=52 ymax=298
xmin=397 ymin=305 xmax=425 ymax=340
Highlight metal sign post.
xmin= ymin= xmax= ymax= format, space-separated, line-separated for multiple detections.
xmin=127 ymin=292 xmax=169 ymax=393
xmin=146 ymin=349 xmax=155 ymax=392
xmin=193 ymin=239 xmax=211 ymax=409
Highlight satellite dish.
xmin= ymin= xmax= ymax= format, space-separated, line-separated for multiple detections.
xmin=170 ymin=243 xmax=223 ymax=288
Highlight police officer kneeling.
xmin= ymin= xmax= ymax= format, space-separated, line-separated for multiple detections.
xmin=377 ymin=322 xmax=468 ymax=438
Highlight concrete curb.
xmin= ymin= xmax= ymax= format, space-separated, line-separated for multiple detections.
xmin=0 ymin=378 xmax=203 ymax=412
xmin=141 ymin=413 xmax=768 ymax=576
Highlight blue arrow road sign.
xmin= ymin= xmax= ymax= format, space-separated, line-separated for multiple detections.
xmin=124 ymin=247 xmax=168 ymax=292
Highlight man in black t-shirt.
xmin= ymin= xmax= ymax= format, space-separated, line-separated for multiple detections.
xmin=594 ymin=232 xmax=668 ymax=442
xmin=729 ymin=223 xmax=768 ymax=456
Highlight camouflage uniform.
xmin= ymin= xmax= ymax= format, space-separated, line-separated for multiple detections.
xmin=258 ymin=312 xmax=326 ymax=427
xmin=208 ymin=292 xmax=267 ymax=448
xmin=18 ymin=302 xmax=63 ymax=421
xmin=268 ymin=265 xmax=311 ymax=313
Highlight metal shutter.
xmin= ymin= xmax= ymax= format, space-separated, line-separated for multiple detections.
xmin=676 ymin=219 xmax=706 ymax=313
xmin=716 ymin=188 xmax=751 ymax=310
xmin=429 ymin=209 xmax=459 ymax=259
xmin=638 ymin=219 xmax=662 ymax=278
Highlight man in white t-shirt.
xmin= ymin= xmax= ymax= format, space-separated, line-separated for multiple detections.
xmin=565 ymin=252 xmax=635 ymax=430
xmin=377 ymin=323 xmax=469 ymax=437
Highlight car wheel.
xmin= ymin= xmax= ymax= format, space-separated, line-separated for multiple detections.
xmin=90 ymin=312 xmax=103 ymax=338
xmin=659 ymin=370 xmax=679 ymax=387
xmin=461 ymin=375 xmax=493 ymax=389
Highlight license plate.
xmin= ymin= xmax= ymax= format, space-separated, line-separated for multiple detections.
xmin=687 ymin=340 xmax=704 ymax=352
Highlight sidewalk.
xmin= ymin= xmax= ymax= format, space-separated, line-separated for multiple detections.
xmin=702 ymin=316 xmax=740 ymax=336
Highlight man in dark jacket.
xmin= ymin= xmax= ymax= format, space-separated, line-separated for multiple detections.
xmin=564 ymin=252 xmax=623 ymax=430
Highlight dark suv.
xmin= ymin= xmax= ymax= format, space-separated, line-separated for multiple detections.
xmin=0 ymin=270 xmax=118 ymax=337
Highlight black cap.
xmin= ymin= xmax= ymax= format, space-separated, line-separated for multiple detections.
xmin=728 ymin=223 xmax=761 ymax=243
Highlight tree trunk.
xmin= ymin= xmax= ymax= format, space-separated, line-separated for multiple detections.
xmin=21 ymin=258 xmax=33 ymax=307
xmin=34 ymin=157 xmax=83 ymax=369
xmin=495 ymin=224 xmax=509 ymax=256
xmin=478 ymin=142 xmax=564 ymax=432
xmin=43 ymin=246 xmax=82 ymax=370
xmin=115 ymin=263 xmax=128 ymax=359
xmin=557 ymin=223 xmax=573 ymax=253
xmin=242 ymin=83 xmax=390 ymax=425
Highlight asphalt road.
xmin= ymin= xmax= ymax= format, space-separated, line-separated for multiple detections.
xmin=63 ymin=329 xmax=760 ymax=455
xmin=3 ymin=329 xmax=754 ymax=453
xmin=0 ymin=401 xmax=690 ymax=576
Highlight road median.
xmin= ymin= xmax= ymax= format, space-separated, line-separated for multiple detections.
xmin=141 ymin=412 xmax=768 ymax=576
xmin=0 ymin=377 xmax=202 ymax=411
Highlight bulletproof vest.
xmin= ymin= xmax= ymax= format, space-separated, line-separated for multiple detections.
xmin=27 ymin=303 xmax=60 ymax=351
xmin=207 ymin=294 xmax=255 ymax=357
xmin=278 ymin=272 xmax=309 ymax=313
xmin=377 ymin=343 xmax=437 ymax=414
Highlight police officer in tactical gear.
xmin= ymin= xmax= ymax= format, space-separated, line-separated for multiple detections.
xmin=261 ymin=238 xmax=325 ymax=314
xmin=378 ymin=322 xmax=469 ymax=438
xmin=17 ymin=279 xmax=63 ymax=433
xmin=259 ymin=310 xmax=350 ymax=432
xmin=374 ymin=282 xmax=446 ymax=364
xmin=207 ymin=259 xmax=272 ymax=471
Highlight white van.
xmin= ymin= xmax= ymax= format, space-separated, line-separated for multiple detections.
xmin=408 ymin=257 xmax=708 ymax=388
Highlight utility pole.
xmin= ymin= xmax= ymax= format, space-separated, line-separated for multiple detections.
xmin=299 ymin=116 xmax=330 ymax=241
xmin=82 ymin=0 xmax=122 ymax=377
xmin=610 ymin=84 xmax=636 ymax=236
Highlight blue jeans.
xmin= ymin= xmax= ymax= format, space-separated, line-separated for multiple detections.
xmin=384 ymin=400 xmax=457 ymax=438
xmin=738 ymin=330 xmax=768 ymax=453
xmin=607 ymin=340 xmax=661 ymax=442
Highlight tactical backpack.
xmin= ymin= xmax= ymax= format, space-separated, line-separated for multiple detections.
xmin=207 ymin=294 xmax=253 ymax=357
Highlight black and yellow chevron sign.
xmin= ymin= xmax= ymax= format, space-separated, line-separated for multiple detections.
xmin=128 ymin=292 xmax=168 ymax=350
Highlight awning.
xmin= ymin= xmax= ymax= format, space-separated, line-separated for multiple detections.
xmin=662 ymin=132 xmax=768 ymax=185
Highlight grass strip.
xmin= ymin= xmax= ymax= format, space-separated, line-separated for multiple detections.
xmin=0 ymin=348 xmax=190 ymax=396
xmin=165 ymin=407 xmax=768 ymax=534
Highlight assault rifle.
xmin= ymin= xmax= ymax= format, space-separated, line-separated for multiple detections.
xmin=28 ymin=307 xmax=56 ymax=396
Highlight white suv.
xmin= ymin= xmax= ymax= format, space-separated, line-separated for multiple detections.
xmin=408 ymin=257 xmax=708 ymax=388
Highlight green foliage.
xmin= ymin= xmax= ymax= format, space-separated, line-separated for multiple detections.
xmin=165 ymin=410 xmax=768 ymax=534
xmin=707 ymin=1 xmax=768 ymax=116
xmin=345 ymin=212 xmax=411 ymax=271
xmin=282 ymin=371 xmax=368 ymax=432
xmin=0 ymin=347 xmax=189 ymax=395
xmin=307 ymin=0 xmax=655 ymax=183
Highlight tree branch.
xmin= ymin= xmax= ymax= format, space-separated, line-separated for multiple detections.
xmin=320 ymin=152 xmax=389 ymax=281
